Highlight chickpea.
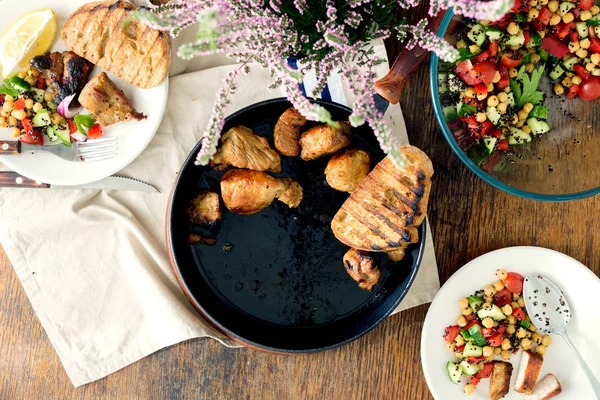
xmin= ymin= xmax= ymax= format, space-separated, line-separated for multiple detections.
xmin=464 ymin=87 xmax=476 ymax=98
xmin=487 ymin=82 xmax=494 ymax=92
xmin=0 ymin=116 xmax=6 ymax=127
xmin=520 ymin=126 xmax=531 ymax=135
xmin=539 ymin=0 xmax=548 ymax=4
xmin=521 ymin=338 xmax=532 ymax=348
xmin=462 ymin=306 xmax=473 ymax=316
xmin=581 ymin=38 xmax=591 ymax=50
xmin=531 ymin=53 xmax=541 ymax=63
xmin=532 ymin=333 xmax=542 ymax=345
xmin=11 ymin=109 xmax=26 ymax=120
xmin=459 ymin=298 xmax=469 ymax=308
xmin=10 ymin=127 xmax=20 ymax=137
xmin=580 ymin=10 xmax=593 ymax=21
xmin=497 ymin=92 xmax=508 ymax=103
xmin=457 ymin=39 xmax=467 ymax=49
xmin=525 ymin=62 xmax=534 ymax=73
xmin=592 ymin=5 xmax=600 ymax=15
xmin=530 ymin=0 xmax=538 ymax=5
xmin=455 ymin=335 xmax=465 ymax=346
xmin=572 ymin=75 xmax=583 ymax=85
xmin=509 ymin=67 xmax=519 ymax=78
xmin=506 ymin=324 xmax=516 ymax=334
xmin=506 ymin=314 xmax=516 ymax=324
xmin=542 ymin=335 xmax=552 ymax=346
xmin=477 ymin=92 xmax=488 ymax=101
xmin=501 ymin=304 xmax=512 ymax=316
xmin=8 ymin=116 xmax=17 ymax=126
xmin=577 ymin=49 xmax=589 ymax=59
xmin=0 ymin=109 xmax=8 ymax=117
xmin=563 ymin=12 xmax=574 ymax=23
xmin=32 ymin=102 xmax=43 ymax=113
xmin=17 ymin=71 xmax=26 ymax=79
xmin=493 ymin=280 xmax=505 ymax=291
xmin=569 ymin=41 xmax=581 ymax=53
xmin=550 ymin=14 xmax=562 ymax=25
xmin=482 ymin=317 xmax=495 ymax=329
xmin=536 ymin=345 xmax=547 ymax=355
xmin=469 ymin=44 xmax=480 ymax=54
xmin=518 ymin=298 xmax=525 ymax=308
xmin=455 ymin=351 xmax=464 ymax=359
xmin=476 ymin=112 xmax=487 ymax=122
xmin=562 ymin=76 xmax=573 ymax=88
xmin=496 ymin=269 xmax=507 ymax=280
xmin=554 ymin=83 xmax=565 ymax=95
xmin=518 ymin=110 xmax=529 ymax=121
xmin=516 ymin=119 xmax=525 ymax=128
xmin=483 ymin=346 xmax=494 ymax=357
xmin=497 ymin=103 xmax=507 ymax=113
xmin=464 ymin=384 xmax=476 ymax=395
xmin=529 ymin=324 xmax=537 ymax=332
xmin=51 ymin=113 xmax=65 ymax=125
xmin=492 ymin=71 xmax=501 ymax=83
xmin=485 ymin=355 xmax=495 ymax=362
xmin=24 ymin=98 xmax=34 ymax=110
xmin=501 ymin=338 xmax=512 ymax=350
xmin=501 ymin=350 xmax=512 ymax=360
xmin=4 ymin=95 xmax=13 ymax=102
xmin=24 ymin=76 xmax=34 ymax=86
xmin=457 ymin=315 xmax=468 ymax=327
xmin=494 ymin=347 xmax=502 ymax=355
xmin=513 ymin=114 xmax=520 ymax=125
xmin=446 ymin=342 xmax=456 ymax=352
xmin=548 ymin=0 xmax=559 ymax=12
xmin=587 ymin=62 xmax=596 ymax=71
xmin=3 ymin=101 xmax=13 ymax=113
xmin=480 ymin=20 xmax=490 ymax=26
xmin=529 ymin=8 xmax=540 ymax=19
xmin=44 ymin=91 xmax=54 ymax=102
xmin=516 ymin=327 xmax=527 ymax=339
xmin=486 ymin=95 xmax=499 ymax=108
xmin=484 ymin=285 xmax=496 ymax=297
xmin=523 ymin=103 xmax=534 ymax=113
xmin=482 ymin=302 xmax=492 ymax=310
xmin=507 ymin=22 xmax=519 ymax=35
xmin=511 ymin=301 xmax=519 ymax=309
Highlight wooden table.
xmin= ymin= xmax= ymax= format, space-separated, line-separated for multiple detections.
xmin=3 ymin=11 xmax=600 ymax=400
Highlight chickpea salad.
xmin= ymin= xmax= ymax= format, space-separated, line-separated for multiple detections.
xmin=443 ymin=270 xmax=552 ymax=396
xmin=0 ymin=66 xmax=102 ymax=146
xmin=441 ymin=0 xmax=600 ymax=167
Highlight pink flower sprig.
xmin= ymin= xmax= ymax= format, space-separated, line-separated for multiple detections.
xmin=397 ymin=19 xmax=460 ymax=62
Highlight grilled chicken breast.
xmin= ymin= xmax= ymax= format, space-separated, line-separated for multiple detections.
xmin=30 ymin=51 xmax=94 ymax=106
xmin=299 ymin=121 xmax=351 ymax=161
xmin=211 ymin=126 xmax=281 ymax=173
xmin=186 ymin=191 xmax=222 ymax=228
xmin=523 ymin=374 xmax=562 ymax=400
xmin=273 ymin=107 xmax=307 ymax=156
xmin=343 ymin=248 xmax=380 ymax=291
xmin=490 ymin=362 xmax=513 ymax=400
xmin=325 ymin=149 xmax=371 ymax=193
xmin=79 ymin=72 xmax=146 ymax=126
xmin=331 ymin=145 xmax=433 ymax=252
xmin=515 ymin=350 xmax=544 ymax=394
xmin=220 ymin=169 xmax=303 ymax=215
xmin=61 ymin=0 xmax=170 ymax=89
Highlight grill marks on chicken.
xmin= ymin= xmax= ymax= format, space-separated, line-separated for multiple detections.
xmin=210 ymin=126 xmax=282 ymax=173
xmin=343 ymin=249 xmax=380 ymax=291
xmin=30 ymin=51 xmax=94 ymax=106
xmin=325 ymin=149 xmax=371 ymax=193
xmin=79 ymin=72 xmax=146 ymax=126
xmin=299 ymin=121 xmax=351 ymax=160
xmin=273 ymin=107 xmax=306 ymax=156
xmin=220 ymin=169 xmax=303 ymax=215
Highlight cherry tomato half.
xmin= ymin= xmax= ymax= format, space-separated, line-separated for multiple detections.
xmin=500 ymin=52 xmax=523 ymax=68
xmin=505 ymin=272 xmax=524 ymax=294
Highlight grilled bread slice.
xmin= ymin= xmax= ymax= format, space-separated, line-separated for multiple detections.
xmin=331 ymin=145 xmax=433 ymax=252
xmin=61 ymin=0 xmax=170 ymax=89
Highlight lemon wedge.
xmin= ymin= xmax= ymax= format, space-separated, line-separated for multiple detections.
xmin=0 ymin=9 xmax=57 ymax=79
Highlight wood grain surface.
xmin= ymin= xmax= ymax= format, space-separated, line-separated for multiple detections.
xmin=2 ymin=6 xmax=600 ymax=400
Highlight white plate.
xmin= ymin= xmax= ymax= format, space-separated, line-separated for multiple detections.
xmin=0 ymin=0 xmax=168 ymax=185
xmin=421 ymin=246 xmax=600 ymax=400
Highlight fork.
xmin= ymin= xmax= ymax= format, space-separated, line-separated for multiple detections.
xmin=0 ymin=137 xmax=118 ymax=162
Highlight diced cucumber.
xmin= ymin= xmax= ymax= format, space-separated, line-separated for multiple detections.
xmin=509 ymin=127 xmax=532 ymax=145
xmin=467 ymin=144 xmax=490 ymax=166
xmin=595 ymin=26 xmax=600 ymax=37
xmin=527 ymin=117 xmax=551 ymax=135
xmin=505 ymin=30 xmax=525 ymax=47
xmin=462 ymin=344 xmax=483 ymax=357
xmin=47 ymin=101 xmax=57 ymax=110
xmin=485 ymin=27 xmax=504 ymax=42
xmin=486 ymin=106 xmax=501 ymax=126
xmin=520 ymin=319 xmax=532 ymax=329
xmin=439 ymin=72 xmax=449 ymax=92
xmin=482 ymin=136 xmax=498 ymax=155
xmin=6 ymin=76 xmax=31 ymax=92
xmin=443 ymin=105 xmax=458 ymax=121
xmin=51 ymin=122 xmax=71 ymax=147
xmin=31 ymin=88 xmax=45 ymax=103
xmin=530 ymin=105 xmax=549 ymax=120
xmin=549 ymin=64 xmax=565 ymax=81
xmin=468 ymin=24 xmax=486 ymax=46
xmin=576 ymin=21 xmax=589 ymax=38
xmin=32 ymin=109 xmax=51 ymax=127
xmin=460 ymin=360 xmax=481 ymax=376
xmin=506 ymin=92 xmax=515 ymax=107
xmin=468 ymin=325 xmax=489 ymax=346
xmin=468 ymin=295 xmax=484 ymax=311
xmin=461 ymin=329 xmax=473 ymax=341
xmin=447 ymin=362 xmax=462 ymax=384
xmin=559 ymin=1 xmax=575 ymax=15
xmin=477 ymin=304 xmax=507 ymax=321
xmin=46 ymin=126 xmax=58 ymax=142
xmin=562 ymin=56 xmax=579 ymax=71
xmin=538 ymin=48 xmax=549 ymax=62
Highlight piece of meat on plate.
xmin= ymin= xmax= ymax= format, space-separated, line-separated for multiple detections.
xmin=273 ymin=107 xmax=306 ymax=156
xmin=299 ymin=121 xmax=351 ymax=161
xmin=523 ymin=374 xmax=562 ymax=400
xmin=188 ymin=234 xmax=216 ymax=246
xmin=325 ymin=149 xmax=371 ymax=193
xmin=30 ymin=51 xmax=94 ymax=106
xmin=343 ymin=248 xmax=380 ymax=291
xmin=186 ymin=190 xmax=222 ymax=228
xmin=515 ymin=350 xmax=544 ymax=394
xmin=79 ymin=72 xmax=146 ymax=126
xmin=210 ymin=126 xmax=281 ymax=173
xmin=220 ymin=169 xmax=302 ymax=215
xmin=489 ymin=361 xmax=513 ymax=400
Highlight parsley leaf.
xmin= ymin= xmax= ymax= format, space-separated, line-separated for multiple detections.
xmin=456 ymin=47 xmax=479 ymax=62
xmin=457 ymin=103 xmax=477 ymax=117
xmin=510 ymin=65 xmax=545 ymax=108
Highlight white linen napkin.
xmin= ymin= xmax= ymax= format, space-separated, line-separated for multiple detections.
xmin=0 ymin=40 xmax=440 ymax=386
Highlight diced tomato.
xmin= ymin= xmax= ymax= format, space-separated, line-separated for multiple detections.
xmin=589 ymin=37 xmax=600 ymax=53
xmin=474 ymin=49 xmax=491 ymax=63
xmin=489 ymin=41 xmax=499 ymax=57
xmin=591 ymin=25 xmax=598 ymax=39
xmin=456 ymin=60 xmax=482 ymax=86
xmin=465 ymin=313 xmax=478 ymax=322
xmin=467 ymin=356 xmax=484 ymax=363
xmin=67 ymin=118 xmax=78 ymax=134
xmin=572 ymin=8 xmax=582 ymax=18
xmin=473 ymin=60 xmax=497 ymax=85
xmin=455 ymin=345 xmax=465 ymax=353
xmin=541 ymin=35 xmax=570 ymax=58
xmin=479 ymin=119 xmax=494 ymax=136
xmin=0 ymin=94 xmax=5 ymax=106
xmin=463 ymin=96 xmax=484 ymax=109
xmin=496 ymin=323 xmax=507 ymax=335
xmin=474 ymin=83 xmax=488 ymax=95
xmin=475 ymin=363 xmax=495 ymax=379
xmin=497 ymin=139 xmax=509 ymax=151
xmin=21 ymin=117 xmax=33 ymax=134
xmin=570 ymin=31 xmax=580 ymax=43
xmin=556 ymin=22 xmax=575 ymax=39
xmin=512 ymin=307 xmax=526 ymax=321
xmin=464 ymin=320 xmax=479 ymax=330
xmin=567 ymin=84 xmax=580 ymax=99
xmin=531 ymin=19 xmax=545 ymax=32
xmin=493 ymin=288 xmax=513 ymax=307
xmin=35 ymin=75 xmax=46 ymax=90
xmin=579 ymin=76 xmax=600 ymax=100
xmin=443 ymin=325 xmax=461 ymax=342
xmin=20 ymin=127 xmax=44 ymax=145
xmin=537 ymin=7 xmax=552 ymax=25
xmin=500 ymin=52 xmax=523 ymax=68
xmin=482 ymin=327 xmax=495 ymax=337
xmin=487 ymin=334 xmax=504 ymax=347
xmin=511 ymin=0 xmax=528 ymax=12
xmin=87 ymin=124 xmax=103 ymax=139
xmin=13 ymin=98 xmax=25 ymax=110
xmin=489 ymin=128 xmax=502 ymax=138
xmin=492 ymin=14 xmax=511 ymax=30
xmin=461 ymin=115 xmax=480 ymax=131
xmin=574 ymin=64 xmax=591 ymax=80
xmin=578 ymin=0 xmax=594 ymax=10
xmin=523 ymin=31 xmax=531 ymax=45
xmin=471 ymin=376 xmax=481 ymax=386
xmin=505 ymin=272 xmax=524 ymax=294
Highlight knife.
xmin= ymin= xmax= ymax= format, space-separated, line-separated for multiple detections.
xmin=0 ymin=172 xmax=159 ymax=192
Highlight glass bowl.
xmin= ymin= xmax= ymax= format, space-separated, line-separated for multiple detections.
xmin=431 ymin=10 xmax=600 ymax=201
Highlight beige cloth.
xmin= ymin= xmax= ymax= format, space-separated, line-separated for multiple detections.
xmin=0 ymin=40 xmax=439 ymax=386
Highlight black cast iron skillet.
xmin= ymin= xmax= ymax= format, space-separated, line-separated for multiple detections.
xmin=167 ymin=98 xmax=426 ymax=352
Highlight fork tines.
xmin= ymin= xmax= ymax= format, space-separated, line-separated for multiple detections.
xmin=77 ymin=137 xmax=118 ymax=162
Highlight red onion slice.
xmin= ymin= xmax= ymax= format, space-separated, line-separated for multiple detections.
xmin=70 ymin=131 xmax=87 ymax=142
xmin=57 ymin=93 xmax=82 ymax=118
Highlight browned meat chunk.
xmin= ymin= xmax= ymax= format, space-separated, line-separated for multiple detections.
xmin=79 ymin=72 xmax=146 ymax=126
xmin=186 ymin=191 xmax=222 ymax=228
xmin=515 ymin=350 xmax=544 ymax=394
xmin=299 ymin=121 xmax=351 ymax=161
xmin=210 ymin=126 xmax=281 ymax=173
xmin=220 ymin=169 xmax=302 ymax=215
xmin=523 ymin=374 xmax=562 ymax=400
xmin=273 ymin=108 xmax=306 ymax=156
xmin=325 ymin=149 xmax=371 ymax=193
xmin=343 ymin=249 xmax=380 ymax=291
xmin=30 ymin=51 xmax=94 ymax=106
xmin=490 ymin=361 xmax=513 ymax=400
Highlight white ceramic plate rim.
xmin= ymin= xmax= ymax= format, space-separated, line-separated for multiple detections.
xmin=421 ymin=246 xmax=600 ymax=400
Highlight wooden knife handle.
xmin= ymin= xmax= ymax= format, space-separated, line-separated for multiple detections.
xmin=0 ymin=140 xmax=21 ymax=155
xmin=375 ymin=12 xmax=449 ymax=104
xmin=0 ymin=172 xmax=50 ymax=188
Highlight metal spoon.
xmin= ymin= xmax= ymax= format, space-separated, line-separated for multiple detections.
xmin=523 ymin=274 xmax=600 ymax=398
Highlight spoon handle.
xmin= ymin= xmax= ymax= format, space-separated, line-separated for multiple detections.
xmin=560 ymin=332 xmax=600 ymax=398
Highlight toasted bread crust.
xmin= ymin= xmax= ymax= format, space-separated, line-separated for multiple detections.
xmin=61 ymin=0 xmax=170 ymax=89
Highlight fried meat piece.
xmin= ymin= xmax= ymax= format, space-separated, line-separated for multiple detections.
xmin=299 ymin=121 xmax=351 ymax=161
xmin=188 ymin=234 xmax=216 ymax=245
xmin=515 ymin=350 xmax=544 ymax=394
xmin=523 ymin=374 xmax=562 ymax=400
xmin=325 ymin=149 xmax=371 ymax=193
xmin=490 ymin=361 xmax=513 ymax=400
xmin=343 ymin=248 xmax=380 ymax=291
xmin=273 ymin=107 xmax=306 ymax=156
xmin=186 ymin=190 xmax=222 ymax=228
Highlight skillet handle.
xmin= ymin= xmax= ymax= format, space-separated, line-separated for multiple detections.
xmin=374 ymin=12 xmax=448 ymax=105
